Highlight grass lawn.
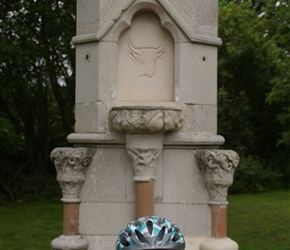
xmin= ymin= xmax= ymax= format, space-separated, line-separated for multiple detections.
xmin=228 ymin=190 xmax=290 ymax=250
xmin=0 ymin=190 xmax=289 ymax=249
xmin=0 ymin=203 xmax=62 ymax=250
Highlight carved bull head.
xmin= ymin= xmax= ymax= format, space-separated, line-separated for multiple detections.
xmin=127 ymin=38 xmax=167 ymax=78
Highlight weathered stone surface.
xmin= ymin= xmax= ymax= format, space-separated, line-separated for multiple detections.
xmin=118 ymin=12 xmax=174 ymax=102
xmin=155 ymin=204 xmax=211 ymax=236
xmin=195 ymin=150 xmax=239 ymax=205
xmin=51 ymin=235 xmax=89 ymax=250
xmin=184 ymin=237 xmax=208 ymax=250
xmin=50 ymin=147 xmax=95 ymax=202
xmin=125 ymin=148 xmax=163 ymax=203
xmin=175 ymin=43 xmax=217 ymax=105
xmin=79 ymin=203 xmax=135 ymax=235
xmin=67 ymin=133 xmax=125 ymax=145
xmin=79 ymin=148 xmax=127 ymax=202
xmin=74 ymin=0 xmax=221 ymax=45
xmin=169 ymin=104 xmax=217 ymax=136
xmin=75 ymin=42 xmax=117 ymax=104
xmin=200 ymin=237 xmax=238 ymax=250
xmin=78 ymin=146 xmax=163 ymax=203
xmin=110 ymin=107 xmax=183 ymax=134
xmin=158 ymin=0 xmax=219 ymax=38
xmin=163 ymin=149 xmax=209 ymax=204
xmin=75 ymin=0 xmax=134 ymax=37
xmin=75 ymin=103 xmax=106 ymax=133
xmin=127 ymin=148 xmax=161 ymax=181
xmin=85 ymin=236 xmax=117 ymax=250
xmin=192 ymin=105 xmax=217 ymax=134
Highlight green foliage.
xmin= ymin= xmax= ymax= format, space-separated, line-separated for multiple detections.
xmin=0 ymin=174 xmax=61 ymax=206
xmin=218 ymin=0 xmax=290 ymax=189
xmin=0 ymin=0 xmax=76 ymax=200
xmin=230 ymin=156 xmax=282 ymax=194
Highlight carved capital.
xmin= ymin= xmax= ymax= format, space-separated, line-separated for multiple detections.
xmin=50 ymin=147 xmax=95 ymax=202
xmin=195 ymin=150 xmax=239 ymax=205
xmin=127 ymin=148 xmax=162 ymax=181
xmin=109 ymin=107 xmax=183 ymax=133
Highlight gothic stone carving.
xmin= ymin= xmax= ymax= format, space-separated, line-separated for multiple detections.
xmin=196 ymin=150 xmax=239 ymax=205
xmin=127 ymin=148 xmax=162 ymax=181
xmin=50 ymin=147 xmax=95 ymax=202
xmin=110 ymin=108 xmax=183 ymax=133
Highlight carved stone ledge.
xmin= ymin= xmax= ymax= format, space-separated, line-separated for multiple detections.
xmin=109 ymin=106 xmax=183 ymax=134
xmin=127 ymin=148 xmax=162 ymax=181
xmin=195 ymin=150 xmax=239 ymax=205
xmin=50 ymin=147 xmax=95 ymax=202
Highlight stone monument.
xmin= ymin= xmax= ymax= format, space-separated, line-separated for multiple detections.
xmin=50 ymin=1 xmax=239 ymax=250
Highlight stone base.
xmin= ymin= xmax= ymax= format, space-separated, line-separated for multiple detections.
xmin=51 ymin=235 xmax=89 ymax=250
xmin=200 ymin=237 xmax=238 ymax=250
xmin=184 ymin=236 xmax=207 ymax=250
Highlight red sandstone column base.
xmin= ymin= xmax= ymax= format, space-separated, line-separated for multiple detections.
xmin=63 ymin=202 xmax=80 ymax=236
xmin=211 ymin=205 xmax=227 ymax=238
xmin=135 ymin=181 xmax=154 ymax=219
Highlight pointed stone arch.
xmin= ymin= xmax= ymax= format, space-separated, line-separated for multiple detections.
xmin=72 ymin=0 xmax=221 ymax=45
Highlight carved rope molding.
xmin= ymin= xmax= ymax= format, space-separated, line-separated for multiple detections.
xmin=50 ymin=147 xmax=96 ymax=202
xmin=109 ymin=108 xmax=183 ymax=133
xmin=127 ymin=148 xmax=162 ymax=181
xmin=195 ymin=150 xmax=239 ymax=205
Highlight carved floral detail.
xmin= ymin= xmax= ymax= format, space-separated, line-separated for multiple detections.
xmin=110 ymin=108 xmax=183 ymax=133
xmin=50 ymin=147 xmax=95 ymax=202
xmin=127 ymin=148 xmax=162 ymax=181
xmin=195 ymin=150 xmax=239 ymax=205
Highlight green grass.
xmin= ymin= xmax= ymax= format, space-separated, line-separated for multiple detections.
xmin=228 ymin=190 xmax=290 ymax=250
xmin=0 ymin=191 xmax=289 ymax=250
xmin=0 ymin=203 xmax=62 ymax=250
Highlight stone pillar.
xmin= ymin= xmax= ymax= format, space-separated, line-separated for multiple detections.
xmin=196 ymin=150 xmax=239 ymax=250
xmin=110 ymin=108 xmax=183 ymax=219
xmin=62 ymin=1 xmax=237 ymax=249
xmin=50 ymin=147 xmax=95 ymax=250
xmin=126 ymin=134 xmax=163 ymax=218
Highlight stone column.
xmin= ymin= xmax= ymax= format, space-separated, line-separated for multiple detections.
xmin=110 ymin=107 xmax=183 ymax=219
xmin=50 ymin=147 xmax=95 ymax=250
xmin=196 ymin=149 xmax=239 ymax=250
xmin=126 ymin=134 xmax=163 ymax=219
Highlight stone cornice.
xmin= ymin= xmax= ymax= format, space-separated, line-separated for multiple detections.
xmin=195 ymin=150 xmax=239 ymax=205
xmin=50 ymin=147 xmax=96 ymax=202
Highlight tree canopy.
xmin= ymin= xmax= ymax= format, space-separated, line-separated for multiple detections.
xmin=0 ymin=0 xmax=76 ymax=201
xmin=218 ymin=0 xmax=290 ymax=191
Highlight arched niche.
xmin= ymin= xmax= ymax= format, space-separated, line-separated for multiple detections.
xmin=117 ymin=12 xmax=174 ymax=102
